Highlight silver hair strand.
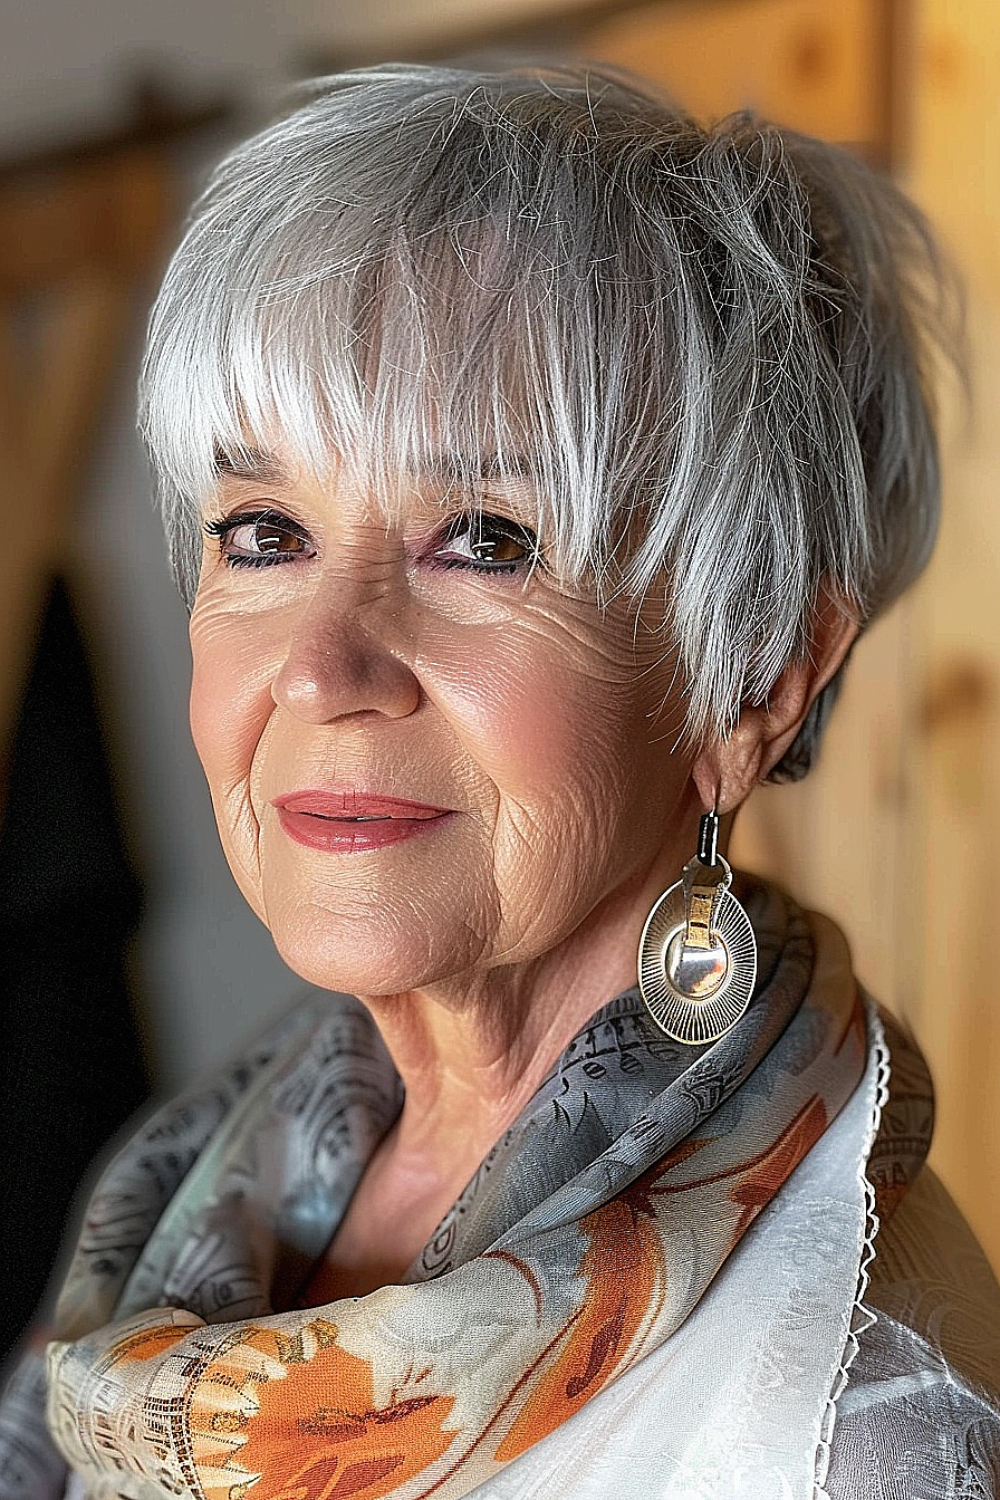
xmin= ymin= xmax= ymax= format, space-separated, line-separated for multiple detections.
xmin=139 ymin=62 xmax=958 ymax=780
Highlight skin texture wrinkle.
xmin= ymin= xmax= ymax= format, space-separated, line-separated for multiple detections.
xmin=188 ymin=448 xmax=858 ymax=1294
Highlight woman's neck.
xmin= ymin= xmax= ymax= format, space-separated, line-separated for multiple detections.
xmin=360 ymin=872 xmax=660 ymax=1174
xmin=305 ymin=875 xmax=660 ymax=1300
xmin=309 ymin=831 xmax=741 ymax=1299
xmin=361 ymin=825 xmax=738 ymax=1173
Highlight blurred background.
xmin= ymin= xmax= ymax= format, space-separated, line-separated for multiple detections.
xmin=1 ymin=0 xmax=997 ymax=1361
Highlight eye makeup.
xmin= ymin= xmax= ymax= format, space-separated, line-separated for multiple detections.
xmin=426 ymin=513 xmax=539 ymax=573
xmin=204 ymin=509 xmax=316 ymax=568
xmin=205 ymin=506 xmax=539 ymax=577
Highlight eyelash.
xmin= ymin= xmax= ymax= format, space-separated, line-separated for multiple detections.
xmin=204 ymin=509 xmax=538 ymax=576
xmin=203 ymin=509 xmax=314 ymax=570
xmin=430 ymin=513 xmax=538 ymax=574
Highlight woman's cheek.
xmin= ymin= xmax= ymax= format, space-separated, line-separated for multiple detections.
xmin=424 ymin=623 xmax=584 ymax=781
xmin=437 ymin=646 xmax=638 ymax=821
xmin=189 ymin=597 xmax=283 ymax=905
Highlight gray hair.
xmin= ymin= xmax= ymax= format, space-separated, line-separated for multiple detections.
xmin=139 ymin=62 xmax=956 ymax=780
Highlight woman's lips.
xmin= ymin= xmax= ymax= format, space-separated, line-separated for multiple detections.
xmin=271 ymin=790 xmax=453 ymax=853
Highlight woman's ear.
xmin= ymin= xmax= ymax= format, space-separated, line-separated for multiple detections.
xmin=692 ymin=583 xmax=861 ymax=814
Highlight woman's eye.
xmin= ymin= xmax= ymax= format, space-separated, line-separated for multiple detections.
xmin=204 ymin=510 xmax=315 ymax=568
xmin=433 ymin=513 xmax=537 ymax=573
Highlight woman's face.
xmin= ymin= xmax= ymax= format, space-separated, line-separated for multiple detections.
xmin=189 ymin=448 xmax=699 ymax=997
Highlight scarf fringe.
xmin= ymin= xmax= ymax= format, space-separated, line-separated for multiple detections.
xmin=813 ymin=997 xmax=890 ymax=1498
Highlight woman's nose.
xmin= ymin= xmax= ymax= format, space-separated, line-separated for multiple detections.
xmin=270 ymin=575 xmax=421 ymax=725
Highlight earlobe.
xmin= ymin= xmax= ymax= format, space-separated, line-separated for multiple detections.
xmin=692 ymin=584 xmax=861 ymax=814
xmin=691 ymin=717 xmax=767 ymax=816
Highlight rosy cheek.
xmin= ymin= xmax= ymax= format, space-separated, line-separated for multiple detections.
xmin=492 ymin=668 xmax=584 ymax=775
xmin=428 ymin=632 xmax=608 ymax=793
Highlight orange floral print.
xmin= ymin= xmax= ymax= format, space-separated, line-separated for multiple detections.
xmin=495 ymin=1175 xmax=665 ymax=1461
xmin=495 ymin=1090 xmax=834 ymax=1463
xmin=728 ymin=1096 xmax=829 ymax=1240
xmin=192 ymin=1321 xmax=457 ymax=1500
xmin=114 ymin=1324 xmax=197 ymax=1363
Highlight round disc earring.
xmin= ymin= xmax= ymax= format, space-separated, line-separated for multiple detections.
xmin=637 ymin=808 xmax=757 ymax=1045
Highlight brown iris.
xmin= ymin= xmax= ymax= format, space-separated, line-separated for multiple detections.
xmin=249 ymin=515 xmax=304 ymax=555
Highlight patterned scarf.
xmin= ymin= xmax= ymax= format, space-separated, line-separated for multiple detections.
xmin=38 ymin=882 xmax=890 ymax=1500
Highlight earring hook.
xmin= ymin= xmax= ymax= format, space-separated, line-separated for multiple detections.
xmin=696 ymin=806 xmax=720 ymax=867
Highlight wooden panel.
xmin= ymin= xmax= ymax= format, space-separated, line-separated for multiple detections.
xmin=582 ymin=0 xmax=891 ymax=154
xmin=901 ymin=0 xmax=1000 ymax=1270
xmin=0 ymin=150 xmax=166 ymax=296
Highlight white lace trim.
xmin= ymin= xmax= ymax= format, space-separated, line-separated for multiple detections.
xmin=813 ymin=996 xmax=891 ymax=1498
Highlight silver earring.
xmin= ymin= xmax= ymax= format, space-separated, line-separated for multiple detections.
xmin=637 ymin=809 xmax=757 ymax=1045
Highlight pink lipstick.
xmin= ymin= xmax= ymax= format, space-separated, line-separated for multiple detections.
xmin=272 ymin=790 xmax=452 ymax=853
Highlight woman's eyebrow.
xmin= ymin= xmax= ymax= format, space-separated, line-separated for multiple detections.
xmin=212 ymin=447 xmax=292 ymax=485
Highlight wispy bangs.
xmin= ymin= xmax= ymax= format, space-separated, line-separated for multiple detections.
xmin=140 ymin=93 xmax=660 ymax=604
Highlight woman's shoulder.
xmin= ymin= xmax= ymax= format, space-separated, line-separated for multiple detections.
xmin=52 ymin=988 xmax=382 ymax=1339
xmin=826 ymin=1164 xmax=1000 ymax=1498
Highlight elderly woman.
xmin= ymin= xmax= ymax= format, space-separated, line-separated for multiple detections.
xmin=3 ymin=61 xmax=1000 ymax=1500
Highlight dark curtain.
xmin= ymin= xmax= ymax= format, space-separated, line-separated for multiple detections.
xmin=0 ymin=577 xmax=149 ymax=1362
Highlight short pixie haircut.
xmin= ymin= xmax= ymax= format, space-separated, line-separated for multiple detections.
xmin=140 ymin=62 xmax=953 ymax=780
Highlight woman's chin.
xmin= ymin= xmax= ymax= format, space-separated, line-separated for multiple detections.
xmin=251 ymin=823 xmax=496 ymax=997
xmin=265 ymin=911 xmax=478 ymax=999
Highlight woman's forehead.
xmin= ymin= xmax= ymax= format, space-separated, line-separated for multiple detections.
xmin=210 ymin=440 xmax=546 ymax=517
